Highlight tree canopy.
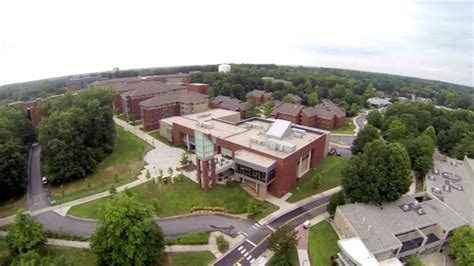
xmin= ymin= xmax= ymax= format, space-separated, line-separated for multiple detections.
xmin=449 ymin=226 xmax=474 ymax=266
xmin=0 ymin=106 xmax=34 ymax=202
xmin=268 ymin=224 xmax=298 ymax=261
xmin=6 ymin=210 xmax=46 ymax=254
xmin=343 ymin=140 xmax=412 ymax=203
xmin=351 ymin=124 xmax=381 ymax=155
xmin=38 ymin=88 xmax=115 ymax=183
xmin=91 ymin=194 xmax=165 ymax=266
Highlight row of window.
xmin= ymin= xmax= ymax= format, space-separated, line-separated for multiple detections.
xmin=236 ymin=163 xmax=275 ymax=184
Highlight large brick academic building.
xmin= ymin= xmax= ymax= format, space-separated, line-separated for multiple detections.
xmin=159 ymin=109 xmax=329 ymax=198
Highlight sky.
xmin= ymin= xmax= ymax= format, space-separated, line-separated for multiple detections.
xmin=0 ymin=0 xmax=472 ymax=86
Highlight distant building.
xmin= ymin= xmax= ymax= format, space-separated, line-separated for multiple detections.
xmin=187 ymin=83 xmax=209 ymax=95
xmin=159 ymin=111 xmax=329 ymax=197
xmin=218 ymin=64 xmax=231 ymax=73
xmin=209 ymin=95 xmax=248 ymax=118
xmin=272 ymin=99 xmax=346 ymax=130
xmin=261 ymin=77 xmax=292 ymax=86
xmin=9 ymin=99 xmax=43 ymax=127
xmin=246 ymin=89 xmax=272 ymax=105
xmin=286 ymin=93 xmax=303 ymax=104
xmin=140 ymin=91 xmax=209 ymax=131
xmin=334 ymin=192 xmax=468 ymax=262
xmin=368 ymin=97 xmax=392 ymax=108
xmin=66 ymin=76 xmax=102 ymax=91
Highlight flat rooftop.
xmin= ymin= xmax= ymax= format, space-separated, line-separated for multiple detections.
xmin=338 ymin=193 xmax=468 ymax=254
xmin=426 ymin=155 xmax=474 ymax=226
xmin=234 ymin=149 xmax=276 ymax=168
xmin=161 ymin=109 xmax=327 ymax=159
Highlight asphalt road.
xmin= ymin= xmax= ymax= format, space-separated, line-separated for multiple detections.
xmin=214 ymin=194 xmax=332 ymax=266
xmin=28 ymin=145 xmax=50 ymax=212
xmin=27 ymin=144 xmax=253 ymax=238
xmin=329 ymin=135 xmax=355 ymax=147
xmin=355 ymin=113 xmax=367 ymax=131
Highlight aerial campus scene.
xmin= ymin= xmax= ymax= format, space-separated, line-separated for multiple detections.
xmin=0 ymin=1 xmax=473 ymax=266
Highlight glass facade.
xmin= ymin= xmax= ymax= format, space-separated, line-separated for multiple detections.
xmin=195 ymin=130 xmax=214 ymax=160
xmin=221 ymin=147 xmax=232 ymax=159
xmin=236 ymin=163 xmax=275 ymax=184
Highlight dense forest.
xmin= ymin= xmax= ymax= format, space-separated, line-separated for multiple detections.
xmin=191 ymin=64 xmax=474 ymax=111
xmin=38 ymin=88 xmax=115 ymax=184
xmin=0 ymin=106 xmax=35 ymax=201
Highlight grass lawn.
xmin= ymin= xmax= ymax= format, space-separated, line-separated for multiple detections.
xmin=308 ymin=221 xmax=340 ymax=266
xmin=268 ymin=247 xmax=299 ymax=266
xmin=157 ymin=252 xmax=215 ymax=266
xmin=149 ymin=131 xmax=173 ymax=146
xmin=0 ymin=195 xmax=26 ymax=218
xmin=69 ymin=179 xmax=278 ymax=220
xmin=0 ymin=237 xmax=98 ymax=266
xmin=287 ymin=157 xmax=349 ymax=203
xmin=331 ymin=119 xmax=356 ymax=135
xmin=50 ymin=126 xmax=152 ymax=204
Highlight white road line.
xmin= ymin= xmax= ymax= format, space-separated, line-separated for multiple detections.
xmin=240 ymin=248 xmax=246 ymax=254
xmin=254 ymin=223 xmax=261 ymax=228
xmin=244 ymin=252 xmax=249 ymax=257
xmin=246 ymin=254 xmax=253 ymax=260
xmin=246 ymin=239 xmax=257 ymax=247
xmin=241 ymin=232 xmax=249 ymax=237
xmin=251 ymin=225 xmax=258 ymax=230
xmin=250 ymin=259 xmax=255 ymax=263
xmin=238 ymin=246 xmax=243 ymax=251
xmin=266 ymin=225 xmax=276 ymax=232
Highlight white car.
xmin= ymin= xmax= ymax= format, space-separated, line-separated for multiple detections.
xmin=42 ymin=176 xmax=47 ymax=185
xmin=303 ymin=220 xmax=311 ymax=229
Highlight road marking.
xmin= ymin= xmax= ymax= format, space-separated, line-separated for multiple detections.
xmin=246 ymin=254 xmax=253 ymax=260
xmin=244 ymin=252 xmax=249 ymax=257
xmin=238 ymin=246 xmax=243 ymax=251
xmin=255 ymin=223 xmax=262 ymax=228
xmin=251 ymin=224 xmax=259 ymax=230
xmin=266 ymin=225 xmax=275 ymax=232
xmin=246 ymin=239 xmax=257 ymax=247
xmin=235 ymin=204 xmax=329 ymax=265
xmin=240 ymin=248 xmax=246 ymax=254
xmin=250 ymin=259 xmax=255 ymax=263
xmin=241 ymin=232 xmax=249 ymax=237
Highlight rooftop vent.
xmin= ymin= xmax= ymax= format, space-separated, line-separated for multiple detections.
xmin=432 ymin=187 xmax=442 ymax=194
xmin=402 ymin=204 xmax=410 ymax=211
xmin=442 ymin=186 xmax=451 ymax=193
xmin=414 ymin=208 xmax=426 ymax=216
xmin=196 ymin=122 xmax=213 ymax=129
xmin=196 ymin=112 xmax=212 ymax=118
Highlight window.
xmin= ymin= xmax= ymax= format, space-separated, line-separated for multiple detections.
xmin=221 ymin=147 xmax=232 ymax=159
xmin=236 ymin=164 xmax=275 ymax=184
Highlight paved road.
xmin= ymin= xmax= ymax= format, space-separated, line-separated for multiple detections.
xmin=329 ymin=135 xmax=355 ymax=147
xmin=328 ymin=144 xmax=351 ymax=157
xmin=355 ymin=113 xmax=367 ymax=131
xmin=28 ymin=145 xmax=50 ymax=212
xmin=214 ymin=195 xmax=332 ymax=266
xmin=26 ymin=143 xmax=253 ymax=238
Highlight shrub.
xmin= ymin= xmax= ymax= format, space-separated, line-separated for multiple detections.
xmin=191 ymin=206 xmax=224 ymax=212
xmin=312 ymin=174 xmax=321 ymax=189
xmin=166 ymin=232 xmax=209 ymax=246
xmin=246 ymin=200 xmax=260 ymax=218
xmin=109 ymin=186 xmax=116 ymax=195
xmin=152 ymin=198 xmax=160 ymax=212
xmin=216 ymin=235 xmax=229 ymax=252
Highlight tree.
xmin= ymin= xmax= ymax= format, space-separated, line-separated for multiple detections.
xmin=246 ymin=96 xmax=258 ymax=118
xmin=367 ymin=110 xmax=383 ymax=129
xmin=347 ymin=103 xmax=360 ymax=117
xmin=386 ymin=119 xmax=407 ymax=142
xmin=268 ymin=225 xmax=298 ymax=255
xmin=91 ymin=194 xmax=165 ymax=266
xmin=0 ymin=140 xmax=28 ymax=200
xmin=12 ymin=250 xmax=67 ymax=266
xmin=246 ymin=200 xmax=259 ymax=218
xmin=263 ymin=100 xmax=274 ymax=117
xmin=312 ymin=174 xmax=321 ymax=189
xmin=351 ymin=124 xmax=381 ymax=155
xmin=423 ymin=126 xmax=436 ymax=143
xmin=6 ymin=210 xmax=46 ymax=254
xmin=307 ymin=91 xmax=319 ymax=106
xmin=327 ymin=191 xmax=346 ymax=216
xmin=449 ymin=226 xmax=474 ymax=266
xmin=342 ymin=140 xmax=412 ymax=203
xmin=179 ymin=152 xmax=189 ymax=167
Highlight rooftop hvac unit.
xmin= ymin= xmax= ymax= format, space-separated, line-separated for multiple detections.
xmin=196 ymin=112 xmax=212 ymax=118
xmin=248 ymin=123 xmax=263 ymax=129
xmin=292 ymin=132 xmax=303 ymax=138
xmin=292 ymin=128 xmax=306 ymax=135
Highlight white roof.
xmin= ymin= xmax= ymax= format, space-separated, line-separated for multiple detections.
xmin=338 ymin=238 xmax=379 ymax=266
xmin=265 ymin=119 xmax=292 ymax=139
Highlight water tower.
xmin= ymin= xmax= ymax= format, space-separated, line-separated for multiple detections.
xmin=218 ymin=64 xmax=231 ymax=73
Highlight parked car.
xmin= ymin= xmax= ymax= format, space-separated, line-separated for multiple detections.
xmin=303 ymin=220 xmax=311 ymax=229
xmin=42 ymin=176 xmax=47 ymax=185
xmin=328 ymin=147 xmax=337 ymax=156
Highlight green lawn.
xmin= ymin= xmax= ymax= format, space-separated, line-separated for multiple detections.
xmin=308 ymin=221 xmax=340 ymax=266
xmin=69 ymin=179 xmax=278 ymax=220
xmin=0 ymin=195 xmax=26 ymax=218
xmin=157 ymin=252 xmax=215 ymax=266
xmin=287 ymin=157 xmax=349 ymax=203
xmin=149 ymin=131 xmax=173 ymax=146
xmin=331 ymin=119 xmax=356 ymax=135
xmin=50 ymin=126 xmax=152 ymax=204
xmin=0 ymin=238 xmax=97 ymax=266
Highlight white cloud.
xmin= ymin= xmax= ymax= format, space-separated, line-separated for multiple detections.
xmin=0 ymin=0 xmax=472 ymax=86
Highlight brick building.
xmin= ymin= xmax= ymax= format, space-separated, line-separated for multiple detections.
xmin=246 ymin=90 xmax=272 ymax=104
xmin=140 ymin=91 xmax=209 ymax=131
xmin=209 ymin=95 xmax=248 ymax=118
xmin=66 ymin=76 xmax=102 ymax=91
xmin=159 ymin=110 xmax=329 ymax=198
xmin=187 ymin=83 xmax=209 ymax=95
xmin=120 ymin=83 xmax=187 ymax=119
xmin=272 ymin=99 xmax=346 ymax=130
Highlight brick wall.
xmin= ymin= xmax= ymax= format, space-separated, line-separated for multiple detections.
xmin=142 ymin=104 xmax=181 ymax=131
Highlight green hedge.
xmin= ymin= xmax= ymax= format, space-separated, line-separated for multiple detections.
xmin=191 ymin=206 xmax=225 ymax=212
xmin=166 ymin=232 xmax=209 ymax=245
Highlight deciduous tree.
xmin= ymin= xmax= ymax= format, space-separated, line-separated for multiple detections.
xmin=449 ymin=226 xmax=474 ymax=266
xmin=307 ymin=91 xmax=319 ymax=106
xmin=91 ymin=194 xmax=165 ymax=266
xmin=268 ymin=225 xmax=298 ymax=255
xmin=351 ymin=125 xmax=381 ymax=155
xmin=367 ymin=110 xmax=383 ymax=129
xmin=6 ymin=210 xmax=46 ymax=254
